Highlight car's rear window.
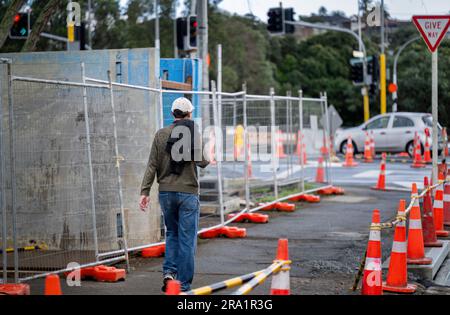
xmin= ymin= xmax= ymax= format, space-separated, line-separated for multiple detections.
xmin=422 ymin=115 xmax=442 ymax=129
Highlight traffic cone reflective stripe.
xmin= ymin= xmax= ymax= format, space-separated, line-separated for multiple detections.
xmin=407 ymin=183 xmax=433 ymax=265
xmin=444 ymin=183 xmax=450 ymax=227
xmin=315 ymin=156 xmax=325 ymax=183
xmin=433 ymin=174 xmax=449 ymax=237
xmin=270 ymin=239 xmax=290 ymax=295
xmin=383 ymin=200 xmax=417 ymax=293
xmin=422 ymin=177 xmax=443 ymax=247
xmin=361 ymin=210 xmax=382 ymax=295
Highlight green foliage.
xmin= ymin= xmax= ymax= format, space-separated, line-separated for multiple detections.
xmin=0 ymin=1 xmax=448 ymax=127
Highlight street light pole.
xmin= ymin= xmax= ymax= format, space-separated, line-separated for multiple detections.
xmin=392 ymin=36 xmax=420 ymax=112
xmin=379 ymin=0 xmax=387 ymax=115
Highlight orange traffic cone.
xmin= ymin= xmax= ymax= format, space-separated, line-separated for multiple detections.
xmin=383 ymin=200 xmax=417 ymax=293
xmin=370 ymin=131 xmax=375 ymax=158
xmin=361 ymin=209 xmax=382 ymax=295
xmin=411 ymin=138 xmax=425 ymax=168
xmin=315 ymin=156 xmax=325 ymax=183
xmin=372 ymin=153 xmax=386 ymax=190
xmin=166 ymin=280 xmax=181 ymax=295
xmin=422 ymin=177 xmax=443 ymax=247
xmin=444 ymin=183 xmax=450 ymax=227
xmin=270 ymin=239 xmax=290 ymax=295
xmin=423 ymin=129 xmax=432 ymax=163
xmin=44 ymin=274 xmax=62 ymax=295
xmin=296 ymin=131 xmax=307 ymax=164
xmin=343 ymin=136 xmax=358 ymax=167
xmin=276 ymin=130 xmax=287 ymax=158
xmin=407 ymin=183 xmax=433 ymax=265
xmin=320 ymin=134 xmax=329 ymax=156
xmin=433 ymin=173 xmax=449 ymax=237
xmin=363 ymin=132 xmax=373 ymax=163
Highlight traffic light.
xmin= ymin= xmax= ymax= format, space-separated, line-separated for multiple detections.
xmin=188 ymin=15 xmax=198 ymax=49
xmin=284 ymin=8 xmax=295 ymax=34
xmin=367 ymin=55 xmax=379 ymax=84
xmin=176 ymin=17 xmax=187 ymax=50
xmin=350 ymin=59 xmax=364 ymax=85
xmin=267 ymin=7 xmax=283 ymax=33
xmin=9 ymin=12 xmax=29 ymax=39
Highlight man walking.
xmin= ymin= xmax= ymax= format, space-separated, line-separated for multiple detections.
xmin=139 ymin=97 xmax=209 ymax=293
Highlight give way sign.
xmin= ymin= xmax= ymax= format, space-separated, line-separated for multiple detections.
xmin=412 ymin=16 xmax=450 ymax=53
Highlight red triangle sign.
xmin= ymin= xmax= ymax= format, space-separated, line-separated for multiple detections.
xmin=412 ymin=15 xmax=450 ymax=53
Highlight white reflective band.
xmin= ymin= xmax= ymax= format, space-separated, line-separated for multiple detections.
xmin=409 ymin=219 xmax=422 ymax=229
xmin=364 ymin=257 xmax=381 ymax=270
xmin=392 ymin=241 xmax=407 ymax=253
xmin=444 ymin=195 xmax=450 ymax=202
xmin=434 ymin=200 xmax=444 ymax=208
xmin=369 ymin=230 xmax=380 ymax=241
xmin=398 ymin=221 xmax=406 ymax=227
xmin=271 ymin=270 xmax=290 ymax=290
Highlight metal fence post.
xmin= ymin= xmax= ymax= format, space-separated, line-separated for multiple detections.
xmin=298 ymin=90 xmax=305 ymax=192
xmin=0 ymin=60 xmax=8 ymax=283
xmin=211 ymin=81 xmax=225 ymax=225
xmin=81 ymin=63 xmax=99 ymax=261
xmin=242 ymin=84 xmax=250 ymax=210
xmin=270 ymin=88 xmax=278 ymax=199
xmin=107 ymin=71 xmax=130 ymax=272
xmin=6 ymin=61 xmax=19 ymax=282
xmin=232 ymin=95 xmax=237 ymax=174
xmin=323 ymin=92 xmax=333 ymax=186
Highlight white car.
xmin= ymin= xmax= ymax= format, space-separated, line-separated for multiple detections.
xmin=334 ymin=112 xmax=443 ymax=157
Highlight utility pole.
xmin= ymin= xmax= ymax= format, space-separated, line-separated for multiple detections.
xmin=87 ymin=0 xmax=92 ymax=48
xmin=358 ymin=0 xmax=369 ymax=122
xmin=379 ymin=0 xmax=387 ymax=114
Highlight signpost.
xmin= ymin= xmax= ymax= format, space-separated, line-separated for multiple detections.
xmin=412 ymin=15 xmax=450 ymax=183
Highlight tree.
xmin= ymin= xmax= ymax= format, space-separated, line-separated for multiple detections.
xmin=0 ymin=0 xmax=25 ymax=49
xmin=21 ymin=0 xmax=61 ymax=52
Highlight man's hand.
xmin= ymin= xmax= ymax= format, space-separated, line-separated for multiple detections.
xmin=139 ymin=195 xmax=150 ymax=211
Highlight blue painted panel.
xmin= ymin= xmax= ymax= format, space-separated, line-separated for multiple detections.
xmin=160 ymin=58 xmax=202 ymax=127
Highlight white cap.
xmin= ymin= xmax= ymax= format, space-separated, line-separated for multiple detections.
xmin=171 ymin=97 xmax=194 ymax=113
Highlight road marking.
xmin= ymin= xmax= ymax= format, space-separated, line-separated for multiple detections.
xmin=352 ymin=170 xmax=393 ymax=179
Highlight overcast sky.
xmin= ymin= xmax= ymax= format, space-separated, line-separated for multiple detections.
xmin=120 ymin=0 xmax=450 ymax=20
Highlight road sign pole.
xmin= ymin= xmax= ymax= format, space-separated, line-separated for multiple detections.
xmin=432 ymin=50 xmax=438 ymax=184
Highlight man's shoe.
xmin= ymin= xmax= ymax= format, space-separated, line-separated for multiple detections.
xmin=161 ymin=273 xmax=176 ymax=293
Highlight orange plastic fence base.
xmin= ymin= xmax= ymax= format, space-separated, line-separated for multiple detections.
xmin=227 ymin=213 xmax=269 ymax=224
xmin=93 ymin=266 xmax=126 ymax=282
xmin=141 ymin=244 xmax=165 ymax=258
xmin=288 ymin=194 xmax=321 ymax=203
xmin=199 ymin=226 xmax=247 ymax=239
xmin=318 ymin=186 xmax=345 ymax=195
xmin=258 ymin=202 xmax=296 ymax=212
xmin=70 ymin=265 xmax=126 ymax=282
xmin=0 ymin=283 xmax=30 ymax=295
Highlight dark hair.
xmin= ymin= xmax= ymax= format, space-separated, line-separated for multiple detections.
xmin=173 ymin=109 xmax=190 ymax=119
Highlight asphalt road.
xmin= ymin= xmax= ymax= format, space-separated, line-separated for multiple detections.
xmin=28 ymin=183 xmax=416 ymax=295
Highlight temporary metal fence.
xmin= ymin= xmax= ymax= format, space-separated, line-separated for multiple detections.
xmin=0 ymin=59 xmax=333 ymax=285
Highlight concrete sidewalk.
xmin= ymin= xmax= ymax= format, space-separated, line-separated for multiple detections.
xmin=28 ymin=186 xmax=417 ymax=295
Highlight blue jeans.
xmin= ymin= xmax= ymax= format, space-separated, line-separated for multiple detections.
xmin=159 ymin=191 xmax=199 ymax=291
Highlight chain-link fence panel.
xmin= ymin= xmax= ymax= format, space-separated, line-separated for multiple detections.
xmin=6 ymin=79 xmax=102 ymax=280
